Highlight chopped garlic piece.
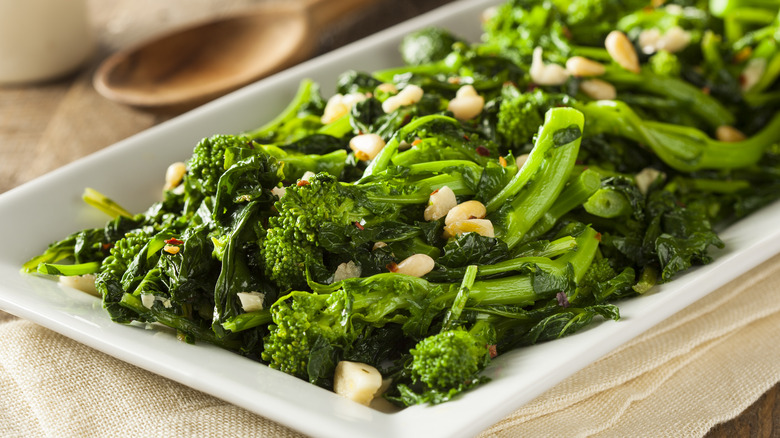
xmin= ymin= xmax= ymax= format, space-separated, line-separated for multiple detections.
xmin=237 ymin=291 xmax=266 ymax=312
xmin=141 ymin=293 xmax=156 ymax=309
xmin=333 ymin=261 xmax=362 ymax=283
xmin=59 ymin=274 xmax=99 ymax=297
xmin=333 ymin=361 xmax=383 ymax=406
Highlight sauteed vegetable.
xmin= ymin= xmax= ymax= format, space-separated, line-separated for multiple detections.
xmin=24 ymin=0 xmax=780 ymax=407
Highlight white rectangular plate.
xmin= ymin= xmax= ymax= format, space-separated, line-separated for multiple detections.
xmin=2 ymin=1 xmax=780 ymax=436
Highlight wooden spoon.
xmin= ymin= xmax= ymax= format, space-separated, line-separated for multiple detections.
xmin=93 ymin=0 xmax=373 ymax=111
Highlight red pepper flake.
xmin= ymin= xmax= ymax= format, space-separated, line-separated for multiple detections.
xmin=562 ymin=26 xmax=572 ymax=40
xmin=164 ymin=238 xmax=184 ymax=246
xmin=463 ymin=134 xmax=470 ymax=141
xmin=526 ymin=83 xmax=538 ymax=92
xmin=733 ymin=47 xmax=752 ymax=64
xmin=503 ymin=81 xmax=516 ymax=88
xmin=476 ymin=145 xmax=490 ymax=156
xmin=488 ymin=344 xmax=498 ymax=359
xmin=738 ymin=74 xmax=747 ymax=87
xmin=430 ymin=188 xmax=440 ymax=196
xmin=595 ymin=232 xmax=602 ymax=242
xmin=102 ymin=243 xmax=113 ymax=251
xmin=701 ymin=86 xmax=710 ymax=95
xmin=401 ymin=114 xmax=412 ymax=126
xmin=386 ymin=262 xmax=399 ymax=273
xmin=297 ymin=180 xmax=310 ymax=187
xmin=411 ymin=138 xmax=423 ymax=146
xmin=353 ymin=221 xmax=365 ymax=230
xmin=498 ymin=156 xmax=507 ymax=167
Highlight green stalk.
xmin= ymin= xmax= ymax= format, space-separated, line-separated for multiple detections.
xmin=492 ymin=108 xmax=585 ymax=249
xmin=512 ymin=236 xmax=578 ymax=258
xmin=316 ymin=113 xmax=353 ymax=138
xmin=221 ymin=310 xmax=273 ymax=333
xmin=522 ymin=168 xmax=601 ymax=242
xmin=603 ymin=69 xmax=734 ymax=128
xmin=442 ymin=265 xmax=478 ymax=331
xmin=578 ymin=100 xmax=780 ymax=171
xmin=243 ymin=79 xmax=318 ymax=139
xmin=438 ymin=227 xmax=599 ymax=306
xmin=120 ymin=293 xmax=241 ymax=350
xmin=21 ymin=234 xmax=78 ymax=273
xmin=583 ymin=189 xmax=633 ymax=218
xmin=37 ymin=261 xmax=101 ymax=276
xmin=359 ymin=114 xmax=462 ymax=182
xmin=83 ymin=188 xmax=132 ymax=219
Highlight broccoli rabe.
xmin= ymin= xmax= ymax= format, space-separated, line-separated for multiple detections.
xmin=496 ymin=85 xmax=571 ymax=151
xmin=261 ymin=169 xmax=467 ymax=290
xmin=21 ymin=0 xmax=780 ymax=413
xmin=186 ymin=134 xmax=255 ymax=195
xmin=400 ymin=27 xmax=465 ymax=66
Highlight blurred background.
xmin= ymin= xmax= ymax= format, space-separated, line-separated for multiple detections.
xmin=0 ymin=0 xmax=453 ymax=193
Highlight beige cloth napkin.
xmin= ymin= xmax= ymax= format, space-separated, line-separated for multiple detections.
xmin=1 ymin=253 xmax=779 ymax=437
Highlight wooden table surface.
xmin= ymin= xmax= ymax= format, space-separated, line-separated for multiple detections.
xmin=0 ymin=0 xmax=776 ymax=435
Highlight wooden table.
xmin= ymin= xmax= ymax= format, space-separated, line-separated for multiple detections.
xmin=0 ymin=0 xmax=776 ymax=435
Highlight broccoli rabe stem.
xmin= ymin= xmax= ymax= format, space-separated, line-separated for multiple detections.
xmin=82 ymin=188 xmax=132 ymax=219
xmin=368 ymin=159 xmax=485 ymax=197
xmin=578 ymin=100 xmax=780 ymax=171
xmin=711 ymin=0 xmax=780 ymax=17
xmin=243 ymin=79 xmax=319 ymax=140
xmin=36 ymin=261 xmax=101 ymax=276
xmin=120 ymin=293 xmax=241 ymax=350
xmin=603 ymin=69 xmax=735 ymax=128
xmin=360 ymin=114 xmax=476 ymax=181
xmin=441 ymin=265 xmax=478 ymax=331
xmin=521 ymin=168 xmax=602 ymax=243
xmin=221 ymin=310 xmax=272 ymax=333
xmin=512 ymin=236 xmax=578 ymax=258
xmin=436 ymin=226 xmax=599 ymax=306
xmin=486 ymin=108 xmax=584 ymax=214
xmin=316 ymin=113 xmax=353 ymax=138
xmin=491 ymin=108 xmax=585 ymax=249
xmin=583 ymin=189 xmax=633 ymax=218
xmin=259 ymin=146 xmax=347 ymax=181
xmin=21 ymin=233 xmax=80 ymax=273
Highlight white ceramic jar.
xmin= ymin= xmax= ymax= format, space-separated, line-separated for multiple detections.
xmin=0 ymin=0 xmax=95 ymax=85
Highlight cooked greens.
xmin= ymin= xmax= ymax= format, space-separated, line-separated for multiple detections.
xmin=23 ymin=0 xmax=780 ymax=407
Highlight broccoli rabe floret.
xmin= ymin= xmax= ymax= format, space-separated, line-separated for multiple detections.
xmin=261 ymin=290 xmax=354 ymax=383
xmin=261 ymin=173 xmax=371 ymax=289
xmin=564 ymin=0 xmax=648 ymax=43
xmin=400 ymin=27 xmax=464 ymax=66
xmin=186 ymin=135 xmax=254 ymax=195
xmin=409 ymin=328 xmax=490 ymax=391
xmin=497 ymin=86 xmax=570 ymax=151
xmin=649 ymin=50 xmax=682 ymax=77
xmin=95 ymin=231 xmax=151 ymax=322
xmin=260 ymin=169 xmax=466 ymax=290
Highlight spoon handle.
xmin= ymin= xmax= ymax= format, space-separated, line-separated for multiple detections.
xmin=304 ymin=0 xmax=375 ymax=32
